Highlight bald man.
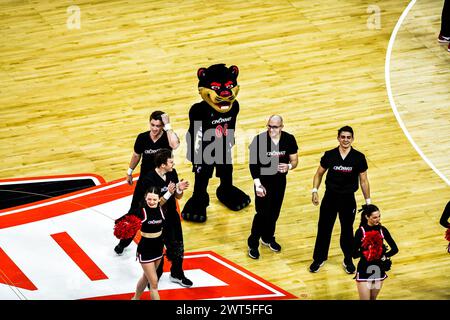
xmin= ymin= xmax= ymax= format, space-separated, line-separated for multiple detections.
xmin=247 ymin=115 xmax=298 ymax=259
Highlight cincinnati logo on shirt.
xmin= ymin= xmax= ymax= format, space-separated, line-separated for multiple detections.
xmin=147 ymin=219 xmax=163 ymax=225
xmin=211 ymin=117 xmax=232 ymax=125
xmin=144 ymin=148 xmax=160 ymax=154
xmin=333 ymin=165 xmax=353 ymax=173
xmin=267 ymin=151 xmax=286 ymax=157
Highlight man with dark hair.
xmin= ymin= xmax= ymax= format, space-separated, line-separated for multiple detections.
xmin=309 ymin=126 xmax=371 ymax=274
xmin=247 ymin=115 xmax=298 ymax=259
xmin=114 ymin=111 xmax=179 ymax=255
xmin=140 ymin=148 xmax=192 ymax=287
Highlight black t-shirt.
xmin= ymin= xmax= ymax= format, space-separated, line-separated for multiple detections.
xmin=140 ymin=205 xmax=164 ymax=233
xmin=320 ymin=146 xmax=368 ymax=194
xmin=249 ymin=131 xmax=298 ymax=180
xmin=141 ymin=169 xmax=179 ymax=214
xmin=134 ymin=131 xmax=171 ymax=176
xmin=186 ymin=100 xmax=239 ymax=164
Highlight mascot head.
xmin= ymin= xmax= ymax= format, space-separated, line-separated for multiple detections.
xmin=197 ymin=64 xmax=240 ymax=113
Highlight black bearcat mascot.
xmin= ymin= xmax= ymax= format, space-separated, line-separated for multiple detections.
xmin=182 ymin=64 xmax=251 ymax=222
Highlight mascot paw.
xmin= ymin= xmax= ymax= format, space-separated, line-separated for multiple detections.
xmin=181 ymin=195 xmax=208 ymax=223
xmin=216 ymin=185 xmax=251 ymax=211
xmin=182 ymin=212 xmax=207 ymax=223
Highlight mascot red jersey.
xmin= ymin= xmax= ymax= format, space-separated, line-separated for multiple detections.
xmin=182 ymin=64 xmax=251 ymax=222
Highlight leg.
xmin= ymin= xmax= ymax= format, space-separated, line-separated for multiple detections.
xmin=248 ymin=188 xmax=270 ymax=248
xmin=156 ymin=255 xmax=164 ymax=280
xmin=261 ymin=178 xmax=286 ymax=243
xmin=182 ymin=165 xmax=212 ymax=222
xmin=127 ymin=177 xmax=146 ymax=216
xmin=216 ymin=164 xmax=251 ymax=211
xmin=164 ymin=215 xmax=193 ymax=287
xmin=132 ymin=273 xmax=148 ymax=300
xmin=441 ymin=0 xmax=450 ymax=36
xmin=338 ymin=195 xmax=356 ymax=261
xmin=312 ymin=192 xmax=338 ymax=262
xmin=356 ymin=281 xmax=371 ymax=300
xmin=114 ymin=178 xmax=146 ymax=252
xmin=140 ymin=261 xmax=160 ymax=300
xmin=119 ymin=237 xmax=134 ymax=248
xmin=370 ymin=281 xmax=383 ymax=300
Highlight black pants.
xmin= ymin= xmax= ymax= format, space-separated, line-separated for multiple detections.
xmin=442 ymin=0 xmax=450 ymax=36
xmin=162 ymin=209 xmax=185 ymax=278
xmin=193 ymin=164 xmax=233 ymax=188
xmin=312 ymin=190 xmax=356 ymax=262
xmin=248 ymin=175 xmax=286 ymax=248
xmin=117 ymin=176 xmax=146 ymax=248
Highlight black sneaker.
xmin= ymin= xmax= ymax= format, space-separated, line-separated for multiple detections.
xmin=248 ymin=247 xmax=260 ymax=259
xmin=170 ymin=275 xmax=193 ymax=288
xmin=261 ymin=239 xmax=281 ymax=252
xmin=114 ymin=244 xmax=124 ymax=255
xmin=343 ymin=259 xmax=356 ymax=274
xmin=309 ymin=260 xmax=325 ymax=273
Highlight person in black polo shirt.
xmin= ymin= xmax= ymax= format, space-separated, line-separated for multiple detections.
xmin=247 ymin=115 xmax=298 ymax=259
xmin=140 ymin=148 xmax=192 ymax=287
xmin=309 ymin=126 xmax=371 ymax=274
xmin=114 ymin=111 xmax=180 ymax=255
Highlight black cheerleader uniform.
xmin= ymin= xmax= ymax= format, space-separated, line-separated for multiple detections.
xmin=136 ymin=205 xmax=165 ymax=264
xmin=353 ymin=224 xmax=398 ymax=282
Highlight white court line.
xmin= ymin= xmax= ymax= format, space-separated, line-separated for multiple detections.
xmin=385 ymin=0 xmax=450 ymax=186
xmin=187 ymin=253 xmax=285 ymax=300
xmin=0 ymin=180 xmax=128 ymax=217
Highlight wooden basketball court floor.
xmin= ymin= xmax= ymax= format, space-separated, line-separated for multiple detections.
xmin=0 ymin=0 xmax=449 ymax=300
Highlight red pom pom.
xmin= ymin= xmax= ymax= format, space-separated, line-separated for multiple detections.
xmin=445 ymin=228 xmax=450 ymax=242
xmin=361 ymin=230 xmax=384 ymax=261
xmin=114 ymin=215 xmax=141 ymax=240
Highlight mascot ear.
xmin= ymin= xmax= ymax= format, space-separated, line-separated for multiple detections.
xmin=197 ymin=67 xmax=207 ymax=80
xmin=229 ymin=65 xmax=239 ymax=78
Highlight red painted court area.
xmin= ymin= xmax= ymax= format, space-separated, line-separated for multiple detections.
xmin=0 ymin=174 xmax=296 ymax=300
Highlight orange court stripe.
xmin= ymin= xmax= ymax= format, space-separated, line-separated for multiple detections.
xmin=51 ymin=232 xmax=108 ymax=281
xmin=0 ymin=247 xmax=38 ymax=291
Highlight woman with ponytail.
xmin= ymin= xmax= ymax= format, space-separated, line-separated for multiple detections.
xmin=352 ymin=204 xmax=398 ymax=300
xmin=131 ymin=186 xmax=165 ymax=300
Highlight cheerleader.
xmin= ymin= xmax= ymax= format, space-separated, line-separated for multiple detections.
xmin=352 ymin=204 xmax=398 ymax=300
xmin=439 ymin=201 xmax=450 ymax=253
xmin=132 ymin=186 xmax=165 ymax=300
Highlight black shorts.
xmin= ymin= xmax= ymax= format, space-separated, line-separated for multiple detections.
xmin=136 ymin=237 xmax=164 ymax=264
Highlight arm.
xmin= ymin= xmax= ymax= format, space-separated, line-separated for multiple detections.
xmin=289 ymin=153 xmax=298 ymax=170
xmin=352 ymin=228 xmax=363 ymax=259
xmin=126 ymin=152 xmax=142 ymax=185
xmin=359 ymin=170 xmax=371 ymax=204
xmin=278 ymin=153 xmax=299 ymax=173
xmin=186 ymin=105 xmax=203 ymax=163
xmin=382 ymin=227 xmax=399 ymax=258
xmin=311 ymin=165 xmax=327 ymax=206
xmin=161 ymin=113 xmax=180 ymax=150
xmin=249 ymin=135 xmax=266 ymax=197
xmin=160 ymin=182 xmax=176 ymax=207
xmin=174 ymin=179 xmax=189 ymax=200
